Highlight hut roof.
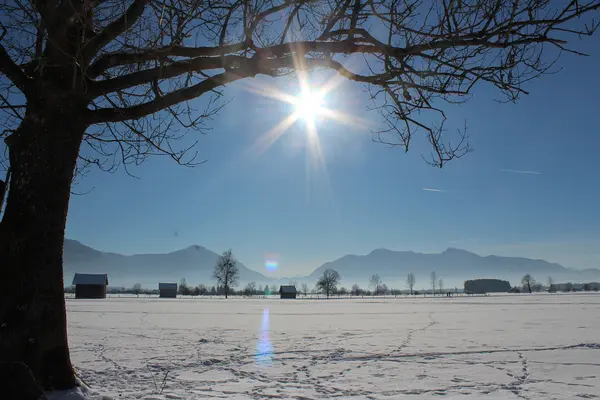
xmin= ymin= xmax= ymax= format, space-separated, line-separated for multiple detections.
xmin=279 ymin=285 xmax=297 ymax=294
xmin=72 ymin=273 xmax=109 ymax=286
xmin=159 ymin=283 xmax=178 ymax=290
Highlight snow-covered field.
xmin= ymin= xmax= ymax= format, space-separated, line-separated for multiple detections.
xmin=66 ymin=294 xmax=600 ymax=399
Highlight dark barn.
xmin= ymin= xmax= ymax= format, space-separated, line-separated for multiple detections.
xmin=464 ymin=279 xmax=511 ymax=294
xmin=279 ymin=285 xmax=297 ymax=299
xmin=72 ymin=273 xmax=109 ymax=299
xmin=159 ymin=282 xmax=178 ymax=298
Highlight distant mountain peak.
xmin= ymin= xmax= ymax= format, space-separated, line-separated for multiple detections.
xmin=63 ymin=240 xmax=270 ymax=286
xmin=443 ymin=247 xmax=474 ymax=255
xmin=369 ymin=247 xmax=391 ymax=254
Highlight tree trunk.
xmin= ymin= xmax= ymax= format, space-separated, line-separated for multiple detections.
xmin=0 ymin=107 xmax=85 ymax=396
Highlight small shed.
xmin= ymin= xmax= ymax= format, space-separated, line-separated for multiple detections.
xmin=159 ymin=282 xmax=178 ymax=298
xmin=464 ymin=279 xmax=511 ymax=294
xmin=72 ymin=273 xmax=108 ymax=299
xmin=279 ymin=285 xmax=297 ymax=299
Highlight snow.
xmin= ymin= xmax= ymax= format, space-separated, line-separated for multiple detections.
xmin=51 ymin=294 xmax=600 ymax=399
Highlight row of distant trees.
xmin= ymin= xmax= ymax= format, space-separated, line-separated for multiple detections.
xmin=317 ymin=270 xmax=455 ymax=298
xmin=101 ymin=252 xmax=599 ymax=298
xmin=518 ymin=274 xmax=599 ymax=293
xmin=117 ymin=265 xmax=445 ymax=298
xmin=119 ymin=251 xmax=447 ymax=299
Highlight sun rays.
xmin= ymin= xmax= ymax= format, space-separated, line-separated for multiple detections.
xmin=229 ymin=64 xmax=370 ymax=208
xmin=242 ymin=70 xmax=366 ymax=166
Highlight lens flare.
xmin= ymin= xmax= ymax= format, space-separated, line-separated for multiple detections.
xmin=264 ymin=253 xmax=279 ymax=272
xmin=255 ymin=308 xmax=273 ymax=367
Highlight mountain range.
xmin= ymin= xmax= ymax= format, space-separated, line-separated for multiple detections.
xmin=63 ymin=239 xmax=600 ymax=289
xmin=64 ymin=240 xmax=267 ymax=288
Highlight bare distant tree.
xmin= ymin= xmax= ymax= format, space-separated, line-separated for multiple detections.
xmin=406 ymin=273 xmax=416 ymax=296
xmin=289 ymin=280 xmax=298 ymax=287
xmin=431 ymin=271 xmax=438 ymax=296
xmin=547 ymin=276 xmax=556 ymax=293
xmin=197 ymin=284 xmax=208 ymax=296
xmin=438 ymin=278 xmax=444 ymax=295
xmin=338 ymin=287 xmax=348 ymax=296
xmin=380 ymin=284 xmax=389 ymax=296
xmin=370 ymin=274 xmax=383 ymax=296
xmin=179 ymin=278 xmax=189 ymax=295
xmin=213 ymin=249 xmax=239 ymax=299
xmin=132 ymin=283 xmax=142 ymax=297
xmin=244 ymin=282 xmax=257 ymax=297
xmin=522 ymin=274 xmax=535 ymax=294
xmin=317 ymin=269 xmax=341 ymax=299
xmin=301 ymin=283 xmax=309 ymax=297
xmin=351 ymin=284 xmax=362 ymax=297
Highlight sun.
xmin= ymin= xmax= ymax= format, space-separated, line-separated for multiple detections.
xmin=293 ymin=89 xmax=325 ymax=124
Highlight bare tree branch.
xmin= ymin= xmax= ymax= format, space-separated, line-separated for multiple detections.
xmin=87 ymin=0 xmax=152 ymax=60
xmin=88 ymin=69 xmax=250 ymax=123
xmin=0 ymin=44 xmax=29 ymax=93
xmin=0 ymin=0 xmax=598 ymax=174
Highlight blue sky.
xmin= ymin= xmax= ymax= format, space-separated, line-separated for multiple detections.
xmin=63 ymin=39 xmax=600 ymax=278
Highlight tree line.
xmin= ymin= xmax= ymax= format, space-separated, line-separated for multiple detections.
xmin=127 ymin=251 xmax=449 ymax=299
xmin=96 ymin=262 xmax=600 ymax=299
xmin=516 ymin=274 xmax=600 ymax=294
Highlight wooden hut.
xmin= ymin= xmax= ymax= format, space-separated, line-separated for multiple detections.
xmin=464 ymin=279 xmax=510 ymax=294
xmin=279 ymin=285 xmax=297 ymax=299
xmin=72 ymin=273 xmax=108 ymax=299
xmin=158 ymin=282 xmax=178 ymax=298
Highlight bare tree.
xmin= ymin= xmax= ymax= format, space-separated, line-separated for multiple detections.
xmin=380 ymin=283 xmax=389 ymax=296
xmin=132 ymin=283 xmax=142 ymax=297
xmin=522 ymin=274 xmax=535 ymax=294
xmin=301 ymin=283 xmax=309 ymax=297
xmin=370 ymin=274 xmax=383 ymax=296
xmin=351 ymin=284 xmax=362 ymax=296
xmin=406 ymin=272 xmax=416 ymax=296
xmin=547 ymin=276 xmax=556 ymax=293
xmin=213 ymin=249 xmax=239 ymax=299
xmin=197 ymin=284 xmax=208 ymax=296
xmin=179 ymin=278 xmax=190 ymax=295
xmin=431 ymin=271 xmax=438 ymax=296
xmin=289 ymin=280 xmax=298 ymax=287
xmin=316 ymin=269 xmax=340 ymax=299
xmin=244 ymin=281 xmax=257 ymax=297
xmin=1 ymin=0 xmax=599 ymax=391
xmin=438 ymin=278 xmax=444 ymax=295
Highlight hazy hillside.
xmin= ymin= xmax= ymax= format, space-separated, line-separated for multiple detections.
xmin=63 ymin=240 xmax=269 ymax=288
xmin=64 ymin=240 xmax=600 ymax=290
xmin=307 ymin=248 xmax=600 ymax=288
